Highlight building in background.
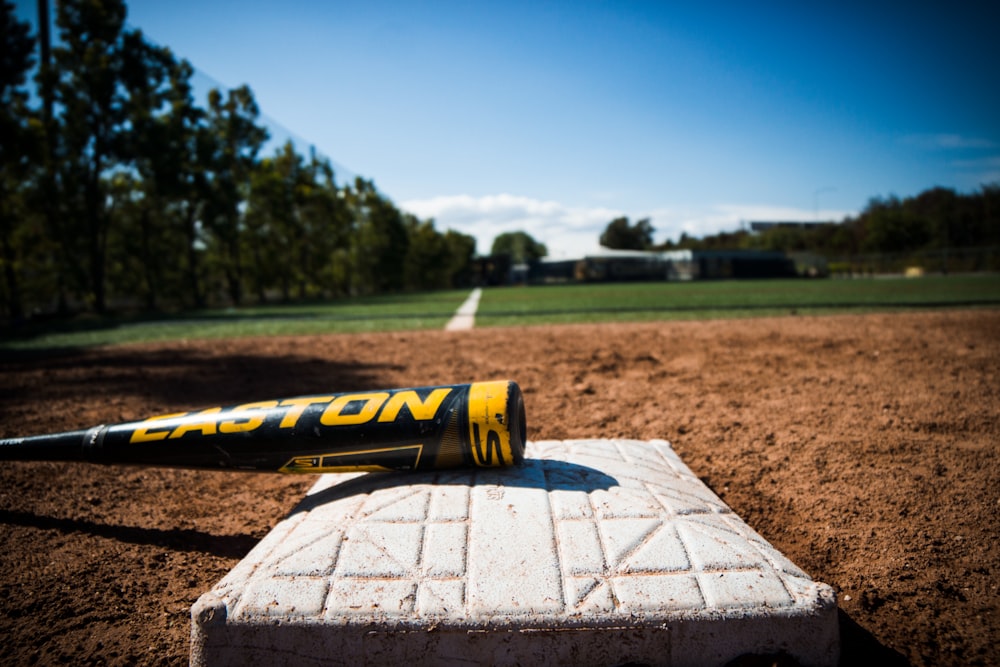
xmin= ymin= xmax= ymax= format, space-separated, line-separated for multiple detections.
xmin=525 ymin=248 xmax=801 ymax=284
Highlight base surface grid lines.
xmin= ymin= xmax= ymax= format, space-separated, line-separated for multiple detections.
xmin=190 ymin=438 xmax=839 ymax=666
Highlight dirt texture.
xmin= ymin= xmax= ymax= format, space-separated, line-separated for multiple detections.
xmin=1 ymin=310 xmax=998 ymax=666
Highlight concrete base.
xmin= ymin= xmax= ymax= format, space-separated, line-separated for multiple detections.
xmin=191 ymin=439 xmax=839 ymax=666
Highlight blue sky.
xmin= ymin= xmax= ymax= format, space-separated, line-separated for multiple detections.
xmin=15 ymin=1 xmax=1000 ymax=257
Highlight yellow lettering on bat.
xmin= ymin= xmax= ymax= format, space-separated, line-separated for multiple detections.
xmin=129 ymin=412 xmax=189 ymax=444
xmin=320 ymin=392 xmax=389 ymax=426
xmin=168 ymin=407 xmax=223 ymax=439
xmin=219 ymin=400 xmax=279 ymax=434
xmin=278 ymin=397 xmax=333 ymax=429
xmin=377 ymin=388 xmax=451 ymax=422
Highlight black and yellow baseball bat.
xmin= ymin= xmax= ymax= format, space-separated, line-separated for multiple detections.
xmin=0 ymin=380 xmax=526 ymax=473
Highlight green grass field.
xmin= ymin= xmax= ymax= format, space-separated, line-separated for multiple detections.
xmin=2 ymin=275 xmax=997 ymax=350
xmin=475 ymin=274 xmax=1000 ymax=326
xmin=1 ymin=290 xmax=470 ymax=350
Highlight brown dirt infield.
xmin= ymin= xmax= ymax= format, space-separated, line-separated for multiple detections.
xmin=1 ymin=309 xmax=998 ymax=666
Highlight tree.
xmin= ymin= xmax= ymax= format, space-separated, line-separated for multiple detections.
xmin=160 ymin=57 xmax=211 ymax=307
xmin=443 ymin=229 xmax=476 ymax=287
xmin=861 ymin=195 xmax=930 ymax=253
xmin=348 ymin=178 xmax=409 ymax=294
xmin=0 ymin=1 xmax=37 ymax=319
xmin=403 ymin=216 xmax=450 ymax=291
xmin=2 ymin=1 xmax=507 ymax=318
xmin=400 ymin=217 xmax=477 ymax=292
xmin=491 ymin=231 xmax=546 ymax=263
xmin=600 ymin=216 xmax=654 ymax=250
xmin=201 ymin=85 xmax=268 ymax=305
xmin=111 ymin=29 xmax=186 ymax=309
xmin=244 ymin=141 xmax=327 ymax=301
xmin=299 ymin=155 xmax=352 ymax=297
xmin=48 ymin=0 xmax=134 ymax=313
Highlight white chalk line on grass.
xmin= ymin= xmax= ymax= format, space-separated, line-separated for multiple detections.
xmin=445 ymin=288 xmax=482 ymax=331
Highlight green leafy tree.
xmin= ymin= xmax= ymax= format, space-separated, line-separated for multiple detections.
xmin=245 ymin=142 xmax=315 ymax=301
xmin=48 ymin=0 xmax=135 ymax=312
xmin=160 ymin=58 xmax=212 ymax=307
xmin=202 ymin=85 xmax=268 ymax=305
xmin=348 ymin=178 xmax=409 ymax=294
xmin=4 ymin=1 xmax=558 ymax=318
xmin=491 ymin=230 xmax=547 ymax=263
xmin=242 ymin=141 xmax=359 ymax=302
xmin=299 ymin=155 xmax=352 ymax=297
xmin=659 ymin=184 xmax=998 ymax=270
xmin=403 ymin=216 xmax=451 ymax=290
xmin=443 ymin=229 xmax=476 ymax=287
xmin=402 ymin=218 xmax=477 ymax=291
xmin=860 ymin=196 xmax=930 ymax=253
xmin=109 ymin=29 xmax=187 ymax=309
xmin=600 ymin=216 xmax=654 ymax=250
xmin=979 ymin=184 xmax=1000 ymax=247
xmin=0 ymin=1 xmax=37 ymax=319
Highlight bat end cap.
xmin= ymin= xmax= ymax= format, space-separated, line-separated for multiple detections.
xmin=508 ymin=381 xmax=527 ymax=464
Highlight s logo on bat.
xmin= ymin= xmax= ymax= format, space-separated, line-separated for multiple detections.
xmin=467 ymin=382 xmax=516 ymax=466
xmin=279 ymin=444 xmax=425 ymax=473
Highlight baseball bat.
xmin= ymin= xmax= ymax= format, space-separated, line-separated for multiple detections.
xmin=0 ymin=380 xmax=526 ymax=474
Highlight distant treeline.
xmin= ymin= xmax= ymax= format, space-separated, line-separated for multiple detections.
xmin=658 ymin=185 xmax=1000 ymax=272
xmin=1 ymin=0 xmax=478 ymax=320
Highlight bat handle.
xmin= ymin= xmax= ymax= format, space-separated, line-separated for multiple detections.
xmin=0 ymin=427 xmax=102 ymax=462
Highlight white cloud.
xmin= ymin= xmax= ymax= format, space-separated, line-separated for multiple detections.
xmin=400 ymin=194 xmax=623 ymax=258
xmin=896 ymin=136 xmax=1000 ymax=187
xmin=401 ymin=194 xmax=857 ymax=258
xmin=900 ymin=134 xmax=998 ymax=150
xmin=953 ymin=156 xmax=1000 ymax=169
xmin=951 ymin=155 xmax=1000 ymax=186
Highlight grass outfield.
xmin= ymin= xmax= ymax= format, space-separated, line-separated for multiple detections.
xmin=2 ymin=290 xmax=469 ymax=350
xmin=475 ymin=274 xmax=1000 ymax=326
xmin=2 ymin=275 xmax=998 ymax=349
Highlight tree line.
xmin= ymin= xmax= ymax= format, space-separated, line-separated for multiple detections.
xmin=0 ymin=0 xmax=479 ymax=322
xmin=601 ymin=185 xmax=1000 ymax=271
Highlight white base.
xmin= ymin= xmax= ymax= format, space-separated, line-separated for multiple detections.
xmin=191 ymin=439 xmax=838 ymax=666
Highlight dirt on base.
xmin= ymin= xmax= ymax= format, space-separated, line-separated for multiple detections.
xmin=1 ymin=310 xmax=998 ymax=666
